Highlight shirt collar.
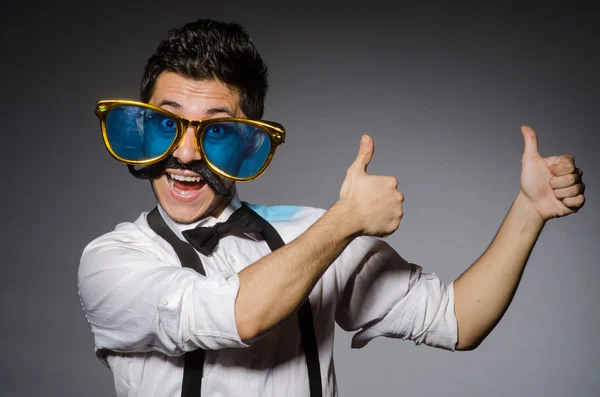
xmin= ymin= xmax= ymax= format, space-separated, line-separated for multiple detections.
xmin=156 ymin=191 xmax=243 ymax=240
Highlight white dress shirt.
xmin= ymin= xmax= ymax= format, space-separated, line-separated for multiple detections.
xmin=78 ymin=193 xmax=457 ymax=397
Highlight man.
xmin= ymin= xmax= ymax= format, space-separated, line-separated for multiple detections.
xmin=78 ymin=19 xmax=586 ymax=397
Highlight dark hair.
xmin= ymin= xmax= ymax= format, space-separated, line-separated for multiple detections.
xmin=140 ymin=19 xmax=268 ymax=120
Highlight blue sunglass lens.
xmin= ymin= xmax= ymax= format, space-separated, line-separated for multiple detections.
xmin=105 ymin=105 xmax=178 ymax=161
xmin=201 ymin=121 xmax=271 ymax=178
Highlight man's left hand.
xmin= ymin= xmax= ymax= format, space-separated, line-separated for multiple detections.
xmin=519 ymin=125 xmax=586 ymax=221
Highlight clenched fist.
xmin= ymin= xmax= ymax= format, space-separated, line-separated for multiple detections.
xmin=338 ymin=135 xmax=404 ymax=237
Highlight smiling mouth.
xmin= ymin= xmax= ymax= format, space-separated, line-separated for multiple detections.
xmin=167 ymin=172 xmax=207 ymax=196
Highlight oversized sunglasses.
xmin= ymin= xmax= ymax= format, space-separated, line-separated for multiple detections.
xmin=95 ymin=100 xmax=285 ymax=181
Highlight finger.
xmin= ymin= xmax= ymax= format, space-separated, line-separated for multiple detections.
xmin=549 ymin=172 xmax=579 ymax=189
xmin=549 ymin=160 xmax=576 ymax=176
xmin=521 ymin=125 xmax=540 ymax=160
xmin=351 ymin=134 xmax=374 ymax=173
xmin=562 ymin=194 xmax=585 ymax=210
xmin=559 ymin=155 xmax=575 ymax=164
xmin=396 ymin=190 xmax=404 ymax=203
xmin=386 ymin=176 xmax=399 ymax=190
xmin=369 ymin=175 xmax=397 ymax=189
xmin=553 ymin=184 xmax=584 ymax=200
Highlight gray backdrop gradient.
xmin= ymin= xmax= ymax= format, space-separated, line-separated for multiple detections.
xmin=2 ymin=2 xmax=598 ymax=396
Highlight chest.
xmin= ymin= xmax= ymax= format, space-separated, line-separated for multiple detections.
xmin=188 ymin=234 xmax=272 ymax=276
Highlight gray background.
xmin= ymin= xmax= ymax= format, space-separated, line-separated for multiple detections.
xmin=2 ymin=1 xmax=599 ymax=396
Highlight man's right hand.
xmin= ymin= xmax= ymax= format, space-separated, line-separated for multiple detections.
xmin=337 ymin=134 xmax=404 ymax=238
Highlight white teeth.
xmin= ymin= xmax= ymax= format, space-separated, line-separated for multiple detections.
xmin=169 ymin=173 xmax=202 ymax=182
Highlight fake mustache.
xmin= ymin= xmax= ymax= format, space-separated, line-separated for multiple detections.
xmin=127 ymin=156 xmax=232 ymax=196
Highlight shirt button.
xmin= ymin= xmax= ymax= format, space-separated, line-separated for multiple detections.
xmin=158 ymin=297 xmax=168 ymax=306
xmin=228 ymin=255 xmax=236 ymax=263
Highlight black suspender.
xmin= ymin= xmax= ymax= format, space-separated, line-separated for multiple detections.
xmin=147 ymin=206 xmax=322 ymax=397
xmin=147 ymin=208 xmax=206 ymax=396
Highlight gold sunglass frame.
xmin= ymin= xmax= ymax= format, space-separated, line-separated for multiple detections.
xmin=95 ymin=100 xmax=286 ymax=182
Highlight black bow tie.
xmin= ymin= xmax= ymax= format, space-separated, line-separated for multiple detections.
xmin=182 ymin=205 xmax=263 ymax=256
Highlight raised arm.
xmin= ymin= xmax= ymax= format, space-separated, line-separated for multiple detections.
xmin=235 ymin=134 xmax=404 ymax=341
xmin=453 ymin=126 xmax=585 ymax=350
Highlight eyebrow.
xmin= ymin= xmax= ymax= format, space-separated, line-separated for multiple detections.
xmin=155 ymin=100 xmax=235 ymax=118
xmin=156 ymin=100 xmax=182 ymax=109
xmin=204 ymin=107 xmax=235 ymax=117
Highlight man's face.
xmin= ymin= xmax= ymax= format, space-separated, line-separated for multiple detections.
xmin=149 ymin=72 xmax=243 ymax=223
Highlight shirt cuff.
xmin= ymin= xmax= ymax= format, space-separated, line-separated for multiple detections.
xmin=350 ymin=274 xmax=458 ymax=351
xmin=157 ymin=269 xmax=249 ymax=351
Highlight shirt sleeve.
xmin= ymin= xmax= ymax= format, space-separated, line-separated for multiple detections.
xmin=334 ymin=237 xmax=458 ymax=351
xmin=77 ymin=222 xmax=249 ymax=357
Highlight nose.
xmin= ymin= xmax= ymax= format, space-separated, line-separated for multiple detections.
xmin=172 ymin=126 xmax=202 ymax=164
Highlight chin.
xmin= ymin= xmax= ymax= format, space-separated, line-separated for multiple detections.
xmin=151 ymin=174 xmax=226 ymax=224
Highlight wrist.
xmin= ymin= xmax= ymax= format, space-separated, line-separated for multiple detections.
xmin=516 ymin=190 xmax=546 ymax=227
xmin=327 ymin=200 xmax=363 ymax=240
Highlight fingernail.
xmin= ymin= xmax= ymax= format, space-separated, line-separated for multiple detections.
xmin=361 ymin=135 xmax=368 ymax=146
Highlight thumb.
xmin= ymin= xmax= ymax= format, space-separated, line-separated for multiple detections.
xmin=351 ymin=134 xmax=374 ymax=173
xmin=521 ymin=125 xmax=540 ymax=159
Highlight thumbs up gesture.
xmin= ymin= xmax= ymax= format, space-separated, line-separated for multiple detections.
xmin=520 ymin=126 xmax=585 ymax=220
xmin=339 ymin=135 xmax=404 ymax=237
